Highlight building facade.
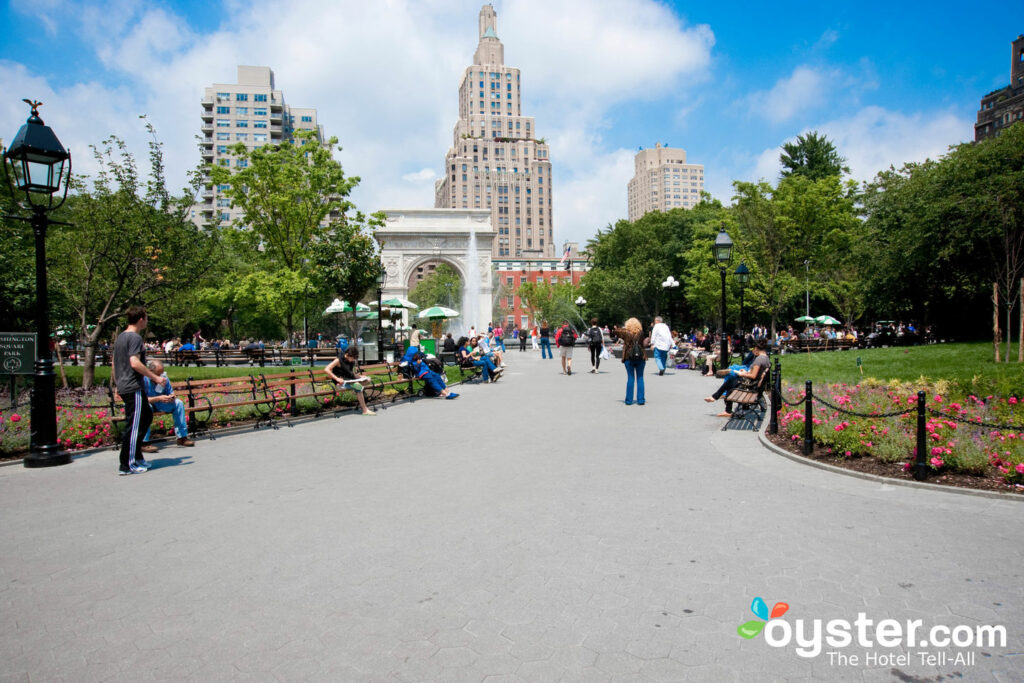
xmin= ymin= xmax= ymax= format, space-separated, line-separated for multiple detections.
xmin=626 ymin=143 xmax=704 ymax=221
xmin=493 ymin=253 xmax=589 ymax=331
xmin=434 ymin=4 xmax=555 ymax=259
xmin=197 ymin=66 xmax=325 ymax=226
xmin=975 ymin=35 xmax=1024 ymax=142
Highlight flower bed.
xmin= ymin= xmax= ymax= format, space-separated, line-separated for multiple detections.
xmin=774 ymin=379 xmax=1024 ymax=493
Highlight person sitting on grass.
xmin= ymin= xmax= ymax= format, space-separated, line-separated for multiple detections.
xmin=142 ymin=360 xmax=195 ymax=450
xmin=325 ymin=345 xmax=376 ymax=416
xmin=704 ymin=341 xmax=769 ymax=417
xmin=410 ymin=352 xmax=458 ymax=399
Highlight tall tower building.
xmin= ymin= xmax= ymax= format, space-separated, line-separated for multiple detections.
xmin=627 ymin=143 xmax=704 ymax=221
xmin=435 ymin=5 xmax=554 ymax=258
xmin=197 ymin=66 xmax=325 ymax=227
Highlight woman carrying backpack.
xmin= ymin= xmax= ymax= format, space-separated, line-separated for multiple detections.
xmin=614 ymin=317 xmax=648 ymax=405
xmin=586 ymin=318 xmax=604 ymax=373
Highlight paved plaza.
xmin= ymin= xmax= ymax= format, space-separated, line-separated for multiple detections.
xmin=1 ymin=350 xmax=1022 ymax=681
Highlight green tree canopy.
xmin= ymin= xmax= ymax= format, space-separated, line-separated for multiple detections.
xmin=409 ymin=263 xmax=462 ymax=310
xmin=780 ymin=131 xmax=849 ymax=181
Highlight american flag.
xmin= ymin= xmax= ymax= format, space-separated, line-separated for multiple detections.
xmin=558 ymin=244 xmax=571 ymax=269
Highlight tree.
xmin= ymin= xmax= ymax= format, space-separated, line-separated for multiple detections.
xmin=209 ymin=131 xmax=377 ymax=339
xmin=517 ymin=280 xmax=580 ymax=329
xmin=47 ymin=134 xmax=214 ymax=388
xmin=409 ymin=264 xmax=462 ymax=309
xmin=780 ymin=131 xmax=849 ymax=181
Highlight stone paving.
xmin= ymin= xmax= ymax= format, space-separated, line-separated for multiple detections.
xmin=1 ymin=348 xmax=1022 ymax=682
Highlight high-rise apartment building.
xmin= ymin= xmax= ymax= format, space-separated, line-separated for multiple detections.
xmin=626 ymin=143 xmax=704 ymax=221
xmin=197 ymin=66 xmax=325 ymax=226
xmin=975 ymin=35 xmax=1024 ymax=142
xmin=434 ymin=5 xmax=555 ymax=258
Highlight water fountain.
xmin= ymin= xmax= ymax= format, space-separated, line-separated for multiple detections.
xmin=459 ymin=228 xmax=480 ymax=335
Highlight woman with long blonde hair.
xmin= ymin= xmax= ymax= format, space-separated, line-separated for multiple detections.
xmin=615 ymin=317 xmax=648 ymax=405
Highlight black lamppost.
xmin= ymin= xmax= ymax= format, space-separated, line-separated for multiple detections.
xmin=712 ymin=226 xmax=734 ymax=369
xmin=2 ymin=100 xmax=72 ymax=468
xmin=735 ymin=261 xmax=750 ymax=338
xmin=375 ymin=261 xmax=386 ymax=363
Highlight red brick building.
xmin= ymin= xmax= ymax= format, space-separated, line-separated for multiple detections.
xmin=492 ymin=257 xmax=590 ymax=330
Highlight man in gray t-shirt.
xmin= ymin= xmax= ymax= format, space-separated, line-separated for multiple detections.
xmin=114 ymin=307 xmax=166 ymax=475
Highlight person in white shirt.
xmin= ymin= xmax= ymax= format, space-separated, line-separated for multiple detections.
xmin=649 ymin=316 xmax=673 ymax=376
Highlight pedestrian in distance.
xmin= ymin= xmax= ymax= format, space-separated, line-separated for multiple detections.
xmin=650 ymin=316 xmax=672 ymax=376
xmin=555 ymin=320 xmax=577 ymax=375
xmin=539 ymin=321 xmax=553 ymax=359
xmin=519 ymin=326 xmax=527 ymax=352
xmin=113 ymin=306 xmax=167 ymax=475
xmin=615 ymin=317 xmax=648 ymax=405
xmin=586 ymin=317 xmax=604 ymax=373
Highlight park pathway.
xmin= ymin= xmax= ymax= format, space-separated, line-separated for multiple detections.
xmin=1 ymin=348 xmax=1022 ymax=681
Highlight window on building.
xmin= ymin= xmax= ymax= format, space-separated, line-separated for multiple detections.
xmin=254 ymin=133 xmax=267 ymax=142
xmin=218 ymin=158 xmax=229 ymax=166
xmin=217 ymin=145 xmax=228 ymax=154
xmin=301 ymin=115 xmax=312 ymax=122
xmin=254 ymin=121 xmax=267 ymax=128
xmin=216 ymin=132 xmax=230 ymax=140
xmin=217 ymin=92 xmax=230 ymax=101
xmin=236 ymin=93 xmax=248 ymax=101
xmin=216 ymin=119 xmax=230 ymax=127
xmin=216 ymin=106 xmax=230 ymax=114
xmin=237 ymin=159 xmax=248 ymax=168
xmin=254 ymin=108 xmax=267 ymax=116
xmin=254 ymin=94 xmax=267 ymax=102
xmin=236 ymin=107 xmax=248 ymax=115
xmin=236 ymin=120 xmax=248 ymax=128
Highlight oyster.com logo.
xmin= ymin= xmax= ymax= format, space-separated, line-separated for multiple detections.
xmin=737 ymin=596 xmax=789 ymax=639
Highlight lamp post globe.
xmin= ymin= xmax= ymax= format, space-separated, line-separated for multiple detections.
xmin=2 ymin=100 xmax=73 ymax=468
xmin=712 ymin=225 xmax=733 ymax=370
xmin=575 ymin=295 xmax=586 ymax=323
xmin=661 ymin=276 xmax=679 ymax=327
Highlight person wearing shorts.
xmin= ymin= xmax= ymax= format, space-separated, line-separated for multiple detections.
xmin=556 ymin=321 xmax=577 ymax=375
xmin=325 ymin=345 xmax=376 ymax=415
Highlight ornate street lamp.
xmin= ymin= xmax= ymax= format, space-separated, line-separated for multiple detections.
xmin=735 ymin=261 xmax=750 ymax=338
xmin=574 ymin=295 xmax=586 ymax=326
xmin=2 ymin=100 xmax=72 ymax=468
xmin=375 ymin=261 xmax=386 ymax=363
xmin=712 ymin=226 xmax=733 ymax=369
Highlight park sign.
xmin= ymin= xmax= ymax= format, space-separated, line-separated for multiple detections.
xmin=0 ymin=332 xmax=36 ymax=375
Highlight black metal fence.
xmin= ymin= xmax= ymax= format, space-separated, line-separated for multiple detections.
xmin=767 ymin=358 xmax=1024 ymax=482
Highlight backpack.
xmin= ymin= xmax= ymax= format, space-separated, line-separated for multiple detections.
xmin=626 ymin=336 xmax=645 ymax=361
xmin=588 ymin=327 xmax=603 ymax=346
xmin=558 ymin=327 xmax=576 ymax=347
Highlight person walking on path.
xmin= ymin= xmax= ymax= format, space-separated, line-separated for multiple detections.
xmin=531 ymin=325 xmax=539 ymax=350
xmin=142 ymin=360 xmax=195 ymax=448
xmin=556 ymin=320 xmax=577 ymax=375
xmin=325 ymin=345 xmax=376 ymax=415
xmin=586 ymin=318 xmax=604 ymax=373
xmin=650 ymin=316 xmax=672 ymax=376
xmin=114 ymin=306 xmax=167 ymax=475
xmin=539 ymin=321 xmax=553 ymax=359
xmin=615 ymin=317 xmax=648 ymax=405
xmin=519 ymin=327 xmax=527 ymax=352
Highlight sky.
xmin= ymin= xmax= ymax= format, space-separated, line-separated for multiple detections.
xmin=1 ymin=0 xmax=1022 ymax=249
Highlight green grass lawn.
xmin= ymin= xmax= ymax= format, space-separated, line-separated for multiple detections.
xmin=777 ymin=342 xmax=1023 ymax=397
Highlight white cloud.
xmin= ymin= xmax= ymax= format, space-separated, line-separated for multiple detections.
xmin=743 ymin=105 xmax=971 ymax=187
xmin=402 ymin=168 xmax=438 ymax=183
xmin=748 ymin=66 xmax=834 ymax=124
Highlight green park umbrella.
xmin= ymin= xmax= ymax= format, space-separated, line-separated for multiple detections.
xmin=324 ymin=298 xmax=371 ymax=315
xmin=815 ymin=315 xmax=842 ymax=326
xmin=374 ymin=297 xmax=419 ymax=310
xmin=417 ymin=306 xmax=460 ymax=320
xmin=794 ymin=315 xmax=816 ymax=323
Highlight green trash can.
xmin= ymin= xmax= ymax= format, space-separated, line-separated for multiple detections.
xmin=421 ymin=339 xmax=436 ymax=355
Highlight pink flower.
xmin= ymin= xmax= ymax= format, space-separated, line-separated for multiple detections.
xmin=934 ymin=395 xmax=943 ymax=403
xmin=844 ymin=451 xmax=852 ymax=457
xmin=791 ymin=435 xmax=799 ymax=441
xmin=930 ymin=456 xmax=944 ymax=468
xmin=1010 ymin=397 xmax=1019 ymax=405
xmin=10 ymin=414 xmax=21 ymax=423
xmin=902 ymin=462 xmax=912 ymax=472
xmin=1016 ymin=463 xmax=1024 ymax=475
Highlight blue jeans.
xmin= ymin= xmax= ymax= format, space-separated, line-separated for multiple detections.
xmin=540 ymin=337 xmax=552 ymax=358
xmin=624 ymin=360 xmax=646 ymax=404
xmin=472 ymin=356 xmax=496 ymax=380
xmin=652 ymin=348 xmax=668 ymax=373
xmin=145 ymin=398 xmax=188 ymax=440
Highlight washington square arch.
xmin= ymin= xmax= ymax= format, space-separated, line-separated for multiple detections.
xmin=376 ymin=209 xmax=495 ymax=332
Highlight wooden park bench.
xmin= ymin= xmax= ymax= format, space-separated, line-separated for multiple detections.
xmin=722 ymin=365 xmax=772 ymax=431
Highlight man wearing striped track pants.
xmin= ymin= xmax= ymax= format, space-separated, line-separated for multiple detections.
xmin=113 ymin=306 xmax=166 ymax=475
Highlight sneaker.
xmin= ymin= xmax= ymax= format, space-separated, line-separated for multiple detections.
xmin=118 ymin=469 xmax=132 ymax=476
xmin=445 ymin=393 xmax=459 ymax=400
xmin=590 ymin=368 xmax=596 ymax=373
xmin=176 ymin=437 xmax=195 ymax=447
xmin=129 ymin=463 xmax=148 ymax=474
xmin=362 ymin=410 xmax=376 ymax=416
xmin=500 ymin=363 xmax=507 ymax=368
xmin=140 ymin=443 xmax=158 ymax=454
xmin=567 ymin=368 xmax=572 ymax=376
xmin=659 ymin=369 xmax=665 ymax=376
xmin=135 ymin=458 xmax=151 ymax=469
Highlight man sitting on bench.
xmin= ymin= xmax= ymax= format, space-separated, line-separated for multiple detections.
xmin=325 ymin=345 xmax=376 ymax=416
xmin=705 ymin=341 xmax=769 ymax=417
xmin=142 ymin=360 xmax=195 ymax=449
